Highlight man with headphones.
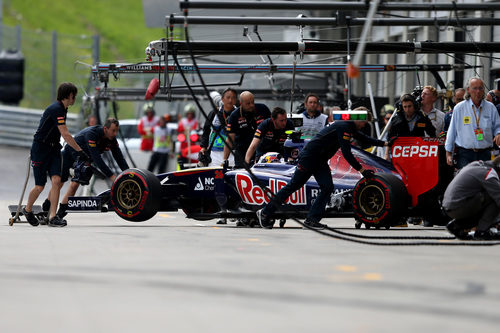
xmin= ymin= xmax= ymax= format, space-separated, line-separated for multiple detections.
xmin=384 ymin=93 xmax=436 ymax=160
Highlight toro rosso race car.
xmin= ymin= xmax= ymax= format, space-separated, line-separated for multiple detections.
xmin=66 ymin=135 xmax=453 ymax=229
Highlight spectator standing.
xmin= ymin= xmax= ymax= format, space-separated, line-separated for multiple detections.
xmin=87 ymin=114 xmax=98 ymax=126
xmin=199 ymin=88 xmax=237 ymax=167
xmin=445 ymin=77 xmax=500 ymax=169
xmin=137 ymin=103 xmax=159 ymax=151
xmin=421 ymin=85 xmax=445 ymax=134
xmin=178 ymin=104 xmax=199 ymax=135
xmin=300 ymin=93 xmax=328 ymax=138
xmin=444 ymin=88 xmax=466 ymax=132
xmin=486 ymin=89 xmax=500 ymax=114
xmin=148 ymin=115 xmax=174 ymax=174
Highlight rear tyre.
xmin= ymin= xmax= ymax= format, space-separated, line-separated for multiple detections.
xmin=111 ymin=168 xmax=161 ymax=222
xmin=353 ymin=173 xmax=409 ymax=228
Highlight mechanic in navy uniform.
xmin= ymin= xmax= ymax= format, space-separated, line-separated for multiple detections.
xmin=245 ymin=107 xmax=295 ymax=164
xmin=223 ymin=91 xmax=271 ymax=168
xmin=23 ymin=82 xmax=88 ymax=227
xmin=300 ymin=93 xmax=329 ymax=138
xmin=56 ymin=118 xmax=129 ymax=219
xmin=384 ymin=94 xmax=436 ymax=160
xmin=443 ymin=156 xmax=500 ymax=240
xmin=257 ymin=112 xmax=390 ymax=230
xmin=445 ymin=77 xmax=500 ymax=169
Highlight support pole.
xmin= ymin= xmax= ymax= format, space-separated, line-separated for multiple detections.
xmin=179 ymin=1 xmax=500 ymax=12
xmin=168 ymin=15 xmax=500 ymax=27
xmin=51 ymin=30 xmax=57 ymax=101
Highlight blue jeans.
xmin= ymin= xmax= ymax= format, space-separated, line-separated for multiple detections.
xmin=262 ymin=160 xmax=334 ymax=223
xmin=456 ymin=147 xmax=491 ymax=169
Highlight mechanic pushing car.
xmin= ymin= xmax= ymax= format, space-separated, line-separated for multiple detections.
xmin=223 ymin=91 xmax=271 ymax=168
xmin=23 ymin=82 xmax=89 ymax=227
xmin=56 ymin=118 xmax=129 ymax=221
xmin=244 ymin=107 xmax=295 ymax=165
xmin=257 ymin=110 xmax=392 ymax=230
xmin=443 ymin=156 xmax=500 ymax=240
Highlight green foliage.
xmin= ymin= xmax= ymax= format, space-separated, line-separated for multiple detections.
xmin=2 ymin=0 xmax=172 ymax=118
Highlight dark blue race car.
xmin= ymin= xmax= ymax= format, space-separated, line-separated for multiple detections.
xmin=67 ymin=136 xmax=404 ymax=227
xmin=67 ymin=136 xmax=452 ymax=229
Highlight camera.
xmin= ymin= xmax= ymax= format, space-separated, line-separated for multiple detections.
xmin=411 ymin=86 xmax=423 ymax=108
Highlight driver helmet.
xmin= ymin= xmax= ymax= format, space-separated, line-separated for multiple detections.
xmin=258 ymin=152 xmax=283 ymax=164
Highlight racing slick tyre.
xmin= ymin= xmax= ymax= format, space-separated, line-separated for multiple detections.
xmin=352 ymin=173 xmax=409 ymax=229
xmin=111 ymin=168 xmax=161 ymax=222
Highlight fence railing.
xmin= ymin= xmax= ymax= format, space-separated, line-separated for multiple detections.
xmin=0 ymin=105 xmax=81 ymax=147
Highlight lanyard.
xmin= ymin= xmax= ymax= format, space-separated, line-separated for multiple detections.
xmin=471 ymin=104 xmax=482 ymax=128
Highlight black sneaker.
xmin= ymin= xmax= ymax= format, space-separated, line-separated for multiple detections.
xmin=303 ymin=219 xmax=327 ymax=230
xmin=256 ymin=209 xmax=273 ymax=229
xmin=422 ymin=219 xmax=434 ymax=227
xmin=216 ymin=218 xmax=227 ymax=225
xmin=446 ymin=220 xmax=472 ymax=240
xmin=22 ymin=207 xmax=39 ymax=226
xmin=42 ymin=198 xmax=51 ymax=212
xmin=56 ymin=203 xmax=68 ymax=219
xmin=48 ymin=215 xmax=67 ymax=227
xmin=473 ymin=229 xmax=500 ymax=240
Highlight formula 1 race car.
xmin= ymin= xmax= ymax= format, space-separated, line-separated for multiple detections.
xmin=64 ymin=136 xmax=453 ymax=229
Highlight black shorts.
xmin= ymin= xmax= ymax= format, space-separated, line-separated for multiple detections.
xmin=61 ymin=148 xmax=78 ymax=183
xmin=30 ymin=141 xmax=62 ymax=186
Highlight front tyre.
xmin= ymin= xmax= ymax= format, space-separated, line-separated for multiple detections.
xmin=352 ymin=173 xmax=409 ymax=228
xmin=111 ymin=169 xmax=161 ymax=222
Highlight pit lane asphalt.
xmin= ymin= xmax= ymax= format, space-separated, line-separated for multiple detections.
xmin=1 ymin=145 xmax=499 ymax=333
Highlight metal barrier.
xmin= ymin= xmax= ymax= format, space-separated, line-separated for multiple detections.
xmin=0 ymin=105 xmax=81 ymax=147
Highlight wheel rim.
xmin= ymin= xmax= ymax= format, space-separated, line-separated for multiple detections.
xmin=358 ymin=184 xmax=386 ymax=216
xmin=116 ymin=179 xmax=143 ymax=210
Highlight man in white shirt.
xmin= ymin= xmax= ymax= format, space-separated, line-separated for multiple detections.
xmin=445 ymin=77 xmax=500 ymax=169
xmin=421 ymin=85 xmax=445 ymax=134
xmin=300 ymin=93 xmax=328 ymax=138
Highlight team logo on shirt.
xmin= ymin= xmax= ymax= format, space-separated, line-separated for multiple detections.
xmin=57 ymin=116 xmax=65 ymax=124
xmin=255 ymin=129 xmax=262 ymax=138
xmin=88 ymin=140 xmax=96 ymax=147
xmin=342 ymin=132 xmax=351 ymax=140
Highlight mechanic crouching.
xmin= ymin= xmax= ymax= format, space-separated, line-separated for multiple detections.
xmin=56 ymin=118 xmax=129 ymax=221
xmin=256 ymin=111 xmax=391 ymax=230
xmin=442 ymin=156 xmax=500 ymax=240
